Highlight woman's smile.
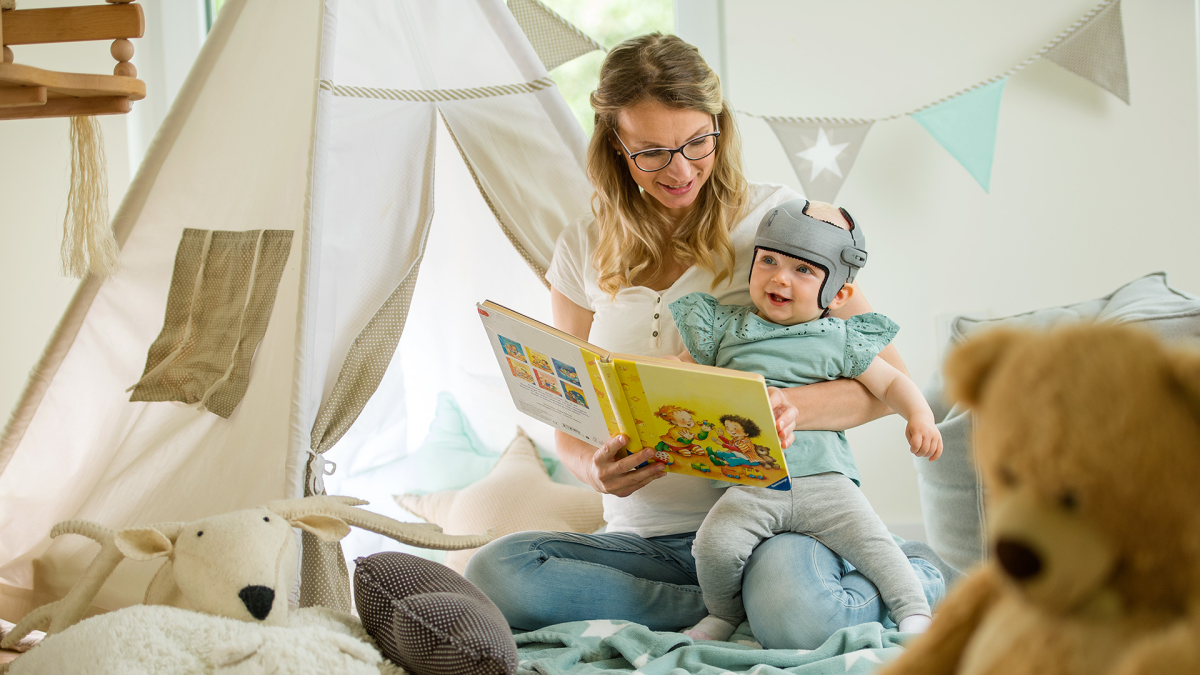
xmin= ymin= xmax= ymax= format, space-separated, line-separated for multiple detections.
xmin=658 ymin=178 xmax=695 ymax=196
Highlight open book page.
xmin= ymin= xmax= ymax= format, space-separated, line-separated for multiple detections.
xmin=612 ymin=358 xmax=791 ymax=490
xmin=477 ymin=302 xmax=614 ymax=446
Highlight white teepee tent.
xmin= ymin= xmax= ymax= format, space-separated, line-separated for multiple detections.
xmin=0 ymin=0 xmax=593 ymax=619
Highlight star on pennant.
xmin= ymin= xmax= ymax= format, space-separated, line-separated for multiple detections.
xmin=844 ymin=649 xmax=883 ymax=670
xmin=795 ymin=127 xmax=850 ymax=181
xmin=580 ymin=619 xmax=628 ymax=638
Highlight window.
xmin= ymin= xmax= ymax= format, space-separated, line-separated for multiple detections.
xmin=538 ymin=0 xmax=674 ymax=136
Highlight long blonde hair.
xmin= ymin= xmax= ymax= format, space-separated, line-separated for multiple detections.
xmin=588 ymin=33 xmax=749 ymax=297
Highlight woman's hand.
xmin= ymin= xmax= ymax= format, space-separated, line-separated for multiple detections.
xmin=583 ymin=435 xmax=667 ymax=497
xmin=767 ymin=386 xmax=797 ymax=449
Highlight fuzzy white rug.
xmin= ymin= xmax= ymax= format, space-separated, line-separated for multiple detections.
xmin=2 ymin=605 xmax=404 ymax=675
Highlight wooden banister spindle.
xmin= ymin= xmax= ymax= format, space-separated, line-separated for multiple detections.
xmin=111 ymin=37 xmax=133 ymax=77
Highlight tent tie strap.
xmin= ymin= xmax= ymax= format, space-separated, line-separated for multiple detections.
xmin=306 ymin=449 xmax=336 ymax=496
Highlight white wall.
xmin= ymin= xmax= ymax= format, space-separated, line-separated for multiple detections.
xmin=0 ymin=0 xmax=198 ymax=424
xmin=697 ymin=0 xmax=1200 ymax=532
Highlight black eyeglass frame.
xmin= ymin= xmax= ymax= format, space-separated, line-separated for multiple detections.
xmin=613 ymin=115 xmax=721 ymax=172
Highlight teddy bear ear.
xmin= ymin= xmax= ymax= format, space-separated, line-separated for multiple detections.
xmin=944 ymin=327 xmax=1027 ymax=408
xmin=115 ymin=527 xmax=175 ymax=561
xmin=289 ymin=514 xmax=352 ymax=543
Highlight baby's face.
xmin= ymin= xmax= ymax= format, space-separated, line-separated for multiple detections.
xmin=749 ymin=248 xmax=829 ymax=325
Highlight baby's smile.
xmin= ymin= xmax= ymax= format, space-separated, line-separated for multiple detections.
xmin=767 ymin=292 xmax=791 ymax=306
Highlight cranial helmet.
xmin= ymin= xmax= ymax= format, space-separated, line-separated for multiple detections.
xmin=754 ymin=199 xmax=868 ymax=310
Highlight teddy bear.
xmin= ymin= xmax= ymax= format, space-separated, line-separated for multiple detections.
xmin=879 ymin=322 xmax=1200 ymax=675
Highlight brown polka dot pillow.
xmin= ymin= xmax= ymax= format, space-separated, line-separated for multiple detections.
xmin=354 ymin=552 xmax=517 ymax=675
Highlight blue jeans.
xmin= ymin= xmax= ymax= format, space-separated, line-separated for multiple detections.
xmin=464 ymin=530 xmax=945 ymax=649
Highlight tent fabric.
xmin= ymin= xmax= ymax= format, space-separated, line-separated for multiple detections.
xmin=0 ymin=0 xmax=591 ymax=620
xmin=508 ymin=0 xmax=604 ymax=71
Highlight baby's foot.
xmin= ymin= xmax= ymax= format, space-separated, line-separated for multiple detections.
xmin=684 ymin=615 xmax=737 ymax=642
xmin=897 ymin=614 xmax=933 ymax=634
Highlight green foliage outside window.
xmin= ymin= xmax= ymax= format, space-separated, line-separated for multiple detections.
xmin=539 ymin=0 xmax=675 ymax=136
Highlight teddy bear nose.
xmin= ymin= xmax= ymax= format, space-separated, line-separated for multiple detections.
xmin=238 ymin=585 xmax=275 ymax=620
xmin=995 ymin=538 xmax=1042 ymax=580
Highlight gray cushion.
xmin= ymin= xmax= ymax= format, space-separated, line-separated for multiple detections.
xmin=918 ymin=272 xmax=1200 ymax=572
xmin=354 ymin=552 xmax=518 ymax=675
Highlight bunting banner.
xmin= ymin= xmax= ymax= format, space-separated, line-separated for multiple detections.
xmin=508 ymin=0 xmax=604 ymax=72
xmin=762 ymin=118 xmax=874 ymax=202
xmin=1044 ymin=0 xmax=1129 ymax=104
xmin=911 ymin=78 xmax=1007 ymax=192
xmin=744 ymin=0 xmax=1129 ymax=195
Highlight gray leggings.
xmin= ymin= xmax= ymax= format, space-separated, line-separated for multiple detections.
xmin=692 ymin=472 xmax=930 ymax=626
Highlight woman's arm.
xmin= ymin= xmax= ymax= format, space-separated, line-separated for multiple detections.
xmin=782 ymin=283 xmax=910 ymax=432
xmin=550 ymin=288 xmax=665 ymax=496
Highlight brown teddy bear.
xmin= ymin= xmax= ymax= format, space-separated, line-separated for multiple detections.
xmin=879 ymin=323 xmax=1200 ymax=675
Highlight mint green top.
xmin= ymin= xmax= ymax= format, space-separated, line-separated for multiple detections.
xmin=669 ymin=292 xmax=900 ymax=485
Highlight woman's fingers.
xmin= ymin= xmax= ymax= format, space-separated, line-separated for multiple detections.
xmin=767 ymin=386 xmax=798 ymax=447
xmin=590 ymin=437 xmax=665 ymax=496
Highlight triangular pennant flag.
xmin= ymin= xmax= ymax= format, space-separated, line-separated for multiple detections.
xmin=508 ymin=0 xmax=604 ymax=72
xmin=764 ymin=119 xmax=874 ymax=202
xmin=911 ymin=78 xmax=1007 ymax=192
xmin=1045 ymin=0 xmax=1129 ymax=104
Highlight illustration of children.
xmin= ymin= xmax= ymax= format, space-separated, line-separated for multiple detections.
xmin=533 ymin=369 xmax=561 ymax=395
xmin=507 ymin=358 xmax=535 ymax=384
xmin=653 ymin=404 xmax=709 ymax=457
xmin=716 ymin=414 xmax=759 ymax=457
xmin=552 ymin=358 xmax=583 ymax=387
xmin=562 ymin=383 xmax=589 ymax=408
xmin=498 ymin=336 xmax=527 ymax=362
xmin=528 ymin=349 xmax=554 ymax=374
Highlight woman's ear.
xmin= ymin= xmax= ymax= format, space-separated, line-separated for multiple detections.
xmin=827 ymin=283 xmax=855 ymax=311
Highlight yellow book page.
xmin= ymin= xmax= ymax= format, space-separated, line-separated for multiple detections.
xmin=613 ymin=358 xmax=790 ymax=489
xmin=582 ymin=348 xmax=620 ymax=439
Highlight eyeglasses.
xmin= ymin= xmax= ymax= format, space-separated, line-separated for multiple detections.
xmin=613 ymin=115 xmax=721 ymax=172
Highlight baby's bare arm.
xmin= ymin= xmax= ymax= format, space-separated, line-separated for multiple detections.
xmin=856 ymin=357 xmax=942 ymax=460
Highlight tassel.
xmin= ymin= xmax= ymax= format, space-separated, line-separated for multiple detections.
xmin=62 ymin=116 xmax=119 ymax=279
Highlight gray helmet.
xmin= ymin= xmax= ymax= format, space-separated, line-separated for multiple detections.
xmin=754 ymin=199 xmax=868 ymax=310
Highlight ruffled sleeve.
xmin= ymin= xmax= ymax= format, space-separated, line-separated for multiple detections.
xmin=843 ymin=312 xmax=900 ymax=378
xmin=668 ymin=292 xmax=722 ymax=366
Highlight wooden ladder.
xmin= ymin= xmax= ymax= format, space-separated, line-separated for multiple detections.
xmin=0 ymin=0 xmax=145 ymax=120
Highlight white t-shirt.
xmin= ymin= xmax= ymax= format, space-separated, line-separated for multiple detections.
xmin=544 ymin=182 xmax=802 ymax=537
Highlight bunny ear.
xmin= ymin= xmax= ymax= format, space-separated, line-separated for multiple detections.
xmin=289 ymin=514 xmax=351 ymax=543
xmin=944 ymin=327 xmax=1028 ymax=409
xmin=115 ymin=527 xmax=175 ymax=561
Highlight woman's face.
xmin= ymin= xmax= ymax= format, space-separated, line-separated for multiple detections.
xmin=614 ymin=100 xmax=718 ymax=220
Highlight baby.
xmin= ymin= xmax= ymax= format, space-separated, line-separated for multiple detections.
xmin=669 ymin=199 xmax=943 ymax=642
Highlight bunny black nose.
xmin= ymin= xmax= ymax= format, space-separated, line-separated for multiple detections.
xmin=995 ymin=538 xmax=1042 ymax=581
xmin=238 ymin=585 xmax=275 ymax=620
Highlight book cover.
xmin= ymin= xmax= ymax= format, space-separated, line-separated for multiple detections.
xmin=479 ymin=300 xmax=790 ymax=489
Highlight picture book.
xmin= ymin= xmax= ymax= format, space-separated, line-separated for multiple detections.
xmin=478 ymin=300 xmax=791 ymax=490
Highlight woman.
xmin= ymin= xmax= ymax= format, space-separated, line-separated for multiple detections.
xmin=465 ymin=33 xmax=944 ymax=649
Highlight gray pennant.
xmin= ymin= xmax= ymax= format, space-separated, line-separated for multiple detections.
xmin=1045 ymin=0 xmax=1130 ymax=104
xmin=508 ymin=0 xmax=604 ymax=72
xmin=765 ymin=119 xmax=874 ymax=202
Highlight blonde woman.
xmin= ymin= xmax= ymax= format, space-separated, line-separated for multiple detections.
xmin=465 ymin=34 xmax=947 ymax=649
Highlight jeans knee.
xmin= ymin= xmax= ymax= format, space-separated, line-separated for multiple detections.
xmin=464 ymin=532 xmax=542 ymax=624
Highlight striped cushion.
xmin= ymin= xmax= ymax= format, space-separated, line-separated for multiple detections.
xmin=354 ymin=552 xmax=517 ymax=675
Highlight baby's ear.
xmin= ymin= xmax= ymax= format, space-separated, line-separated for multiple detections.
xmin=944 ymin=327 xmax=1025 ymax=408
xmin=827 ymin=283 xmax=855 ymax=310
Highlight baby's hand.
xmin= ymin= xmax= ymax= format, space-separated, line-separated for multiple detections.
xmin=906 ymin=420 xmax=942 ymax=461
xmin=662 ymin=354 xmax=682 ymax=362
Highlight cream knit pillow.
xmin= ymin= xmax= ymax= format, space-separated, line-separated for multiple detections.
xmin=395 ymin=429 xmax=604 ymax=574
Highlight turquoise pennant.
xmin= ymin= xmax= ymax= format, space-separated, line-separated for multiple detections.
xmin=912 ymin=78 xmax=1007 ymax=192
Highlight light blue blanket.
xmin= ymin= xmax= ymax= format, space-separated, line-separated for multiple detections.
xmin=515 ymin=621 xmax=910 ymax=675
